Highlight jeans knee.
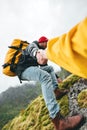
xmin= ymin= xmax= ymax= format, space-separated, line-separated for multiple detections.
xmin=41 ymin=73 xmax=52 ymax=85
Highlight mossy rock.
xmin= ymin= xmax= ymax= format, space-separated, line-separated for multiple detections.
xmin=78 ymin=89 xmax=87 ymax=108
xmin=59 ymin=74 xmax=80 ymax=89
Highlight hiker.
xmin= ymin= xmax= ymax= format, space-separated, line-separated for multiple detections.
xmin=15 ymin=36 xmax=84 ymax=130
xmin=25 ymin=36 xmax=68 ymax=100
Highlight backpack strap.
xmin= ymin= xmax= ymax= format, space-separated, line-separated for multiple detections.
xmin=10 ymin=42 xmax=23 ymax=66
xmin=2 ymin=41 xmax=24 ymax=70
xmin=9 ymin=41 xmax=29 ymax=83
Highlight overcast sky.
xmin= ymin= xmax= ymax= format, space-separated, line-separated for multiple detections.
xmin=0 ymin=0 xmax=87 ymax=93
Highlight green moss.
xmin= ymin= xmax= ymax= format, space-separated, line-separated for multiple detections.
xmin=42 ymin=119 xmax=51 ymax=126
xmin=58 ymin=95 xmax=69 ymax=116
xmin=59 ymin=74 xmax=80 ymax=89
xmin=78 ymin=89 xmax=87 ymax=108
xmin=22 ymin=115 xmax=27 ymax=121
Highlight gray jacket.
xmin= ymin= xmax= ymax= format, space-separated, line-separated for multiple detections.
xmin=25 ymin=41 xmax=39 ymax=59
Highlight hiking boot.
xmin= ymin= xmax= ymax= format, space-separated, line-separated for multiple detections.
xmin=52 ymin=112 xmax=84 ymax=130
xmin=54 ymin=88 xmax=69 ymax=100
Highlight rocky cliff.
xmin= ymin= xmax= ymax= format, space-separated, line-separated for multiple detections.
xmin=2 ymin=74 xmax=87 ymax=130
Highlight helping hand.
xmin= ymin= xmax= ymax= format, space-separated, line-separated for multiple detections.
xmin=36 ymin=49 xmax=48 ymax=65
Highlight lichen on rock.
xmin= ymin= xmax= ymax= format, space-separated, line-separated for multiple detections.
xmin=78 ymin=89 xmax=87 ymax=108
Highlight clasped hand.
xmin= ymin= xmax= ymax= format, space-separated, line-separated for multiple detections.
xmin=36 ymin=49 xmax=48 ymax=65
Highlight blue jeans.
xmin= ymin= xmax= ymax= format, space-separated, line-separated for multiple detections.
xmin=21 ymin=65 xmax=60 ymax=119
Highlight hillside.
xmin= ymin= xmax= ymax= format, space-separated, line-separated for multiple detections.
xmin=2 ymin=74 xmax=87 ymax=130
xmin=0 ymin=82 xmax=41 ymax=130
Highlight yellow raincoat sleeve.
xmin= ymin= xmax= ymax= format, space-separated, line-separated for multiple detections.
xmin=46 ymin=17 xmax=87 ymax=78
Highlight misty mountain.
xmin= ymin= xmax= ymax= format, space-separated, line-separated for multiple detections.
xmin=0 ymin=82 xmax=41 ymax=129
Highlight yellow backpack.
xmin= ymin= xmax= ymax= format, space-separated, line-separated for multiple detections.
xmin=2 ymin=39 xmax=29 ymax=76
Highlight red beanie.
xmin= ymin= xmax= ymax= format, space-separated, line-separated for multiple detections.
xmin=38 ymin=36 xmax=48 ymax=43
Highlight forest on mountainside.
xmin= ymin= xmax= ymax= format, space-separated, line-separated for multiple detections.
xmin=0 ymin=82 xmax=41 ymax=130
